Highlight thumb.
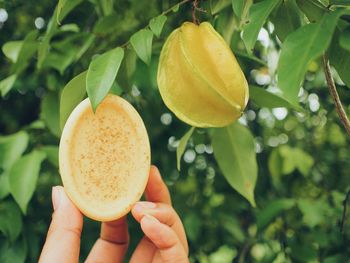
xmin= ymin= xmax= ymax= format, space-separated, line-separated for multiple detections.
xmin=39 ymin=186 xmax=83 ymax=263
xmin=140 ymin=214 xmax=188 ymax=263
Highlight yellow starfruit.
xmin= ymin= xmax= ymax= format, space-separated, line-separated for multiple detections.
xmin=157 ymin=22 xmax=249 ymax=127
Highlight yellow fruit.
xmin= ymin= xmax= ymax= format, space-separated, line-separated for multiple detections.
xmin=157 ymin=22 xmax=249 ymax=127
xmin=59 ymin=95 xmax=150 ymax=221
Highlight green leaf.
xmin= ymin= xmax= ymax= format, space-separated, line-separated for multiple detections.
xmin=234 ymin=50 xmax=267 ymax=66
xmin=37 ymin=13 xmax=58 ymax=69
xmin=279 ymin=146 xmax=296 ymax=174
xmin=86 ymin=47 xmax=124 ymax=111
xmin=2 ymin=41 xmax=23 ymax=63
xmin=0 ymin=172 xmax=10 ymax=199
xmin=9 ymin=151 xmax=46 ymax=214
xmin=339 ymin=26 xmax=350 ymax=51
xmin=116 ymin=49 xmax=137 ymax=92
xmin=93 ymin=13 xmax=120 ymax=34
xmin=100 ymin=0 xmax=114 ymax=16
xmin=242 ymin=0 xmax=280 ymax=53
xmin=0 ymin=131 xmax=29 ymax=199
xmin=0 ymin=237 xmax=27 ymax=263
xmin=0 ymin=75 xmax=17 ymax=97
xmin=176 ymin=127 xmax=195 ymax=171
xmin=212 ymin=123 xmax=257 ymax=206
xmin=75 ymin=35 xmax=95 ymax=61
xmin=329 ymin=29 xmax=350 ymax=87
xmin=109 ymin=82 xmax=123 ymax=95
xmin=40 ymin=91 xmax=60 ymax=137
xmin=0 ymin=200 xmax=22 ymax=242
xmin=57 ymin=0 xmax=83 ymax=25
xmin=183 ymin=212 xmax=201 ymax=241
xmin=149 ymin=15 xmax=167 ymax=38
xmin=172 ymin=3 xmax=180 ymax=12
xmin=40 ymin=146 xmax=59 ymax=167
xmin=290 ymin=242 xmax=317 ymax=262
xmin=257 ymin=198 xmax=295 ymax=230
xmin=296 ymin=0 xmax=327 ymax=22
xmin=249 ymin=86 xmax=301 ymax=110
xmin=211 ymin=0 xmax=231 ymax=15
xmin=292 ymin=148 xmax=314 ymax=176
xmin=271 ymin=0 xmax=301 ymax=42
xmin=209 ymin=245 xmax=237 ymax=263
xmin=277 ymin=10 xmax=348 ymax=104
xmin=12 ymin=31 xmax=38 ymax=75
xmin=45 ymin=33 xmax=94 ymax=74
xmin=298 ymin=198 xmax=329 ymax=227
xmin=330 ymin=0 xmax=350 ymax=5
xmin=278 ymin=146 xmax=314 ymax=176
xmin=221 ymin=215 xmax=245 ymax=242
xmin=268 ymin=148 xmax=283 ymax=187
xmin=232 ymin=0 xmax=253 ymax=25
xmin=44 ymin=50 xmax=76 ymax=75
xmin=60 ymin=71 xmax=87 ymax=130
xmin=130 ymin=29 xmax=153 ymax=65
xmin=0 ymin=131 xmax=29 ymax=170
xmin=59 ymin=23 xmax=80 ymax=33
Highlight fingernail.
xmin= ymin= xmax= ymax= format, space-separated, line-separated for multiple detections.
xmin=142 ymin=214 xmax=159 ymax=223
xmin=52 ymin=186 xmax=61 ymax=211
xmin=151 ymin=166 xmax=161 ymax=178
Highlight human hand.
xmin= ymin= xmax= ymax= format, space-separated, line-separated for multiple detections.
xmin=39 ymin=166 xmax=188 ymax=263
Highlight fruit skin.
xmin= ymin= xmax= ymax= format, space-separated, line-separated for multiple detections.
xmin=157 ymin=22 xmax=249 ymax=127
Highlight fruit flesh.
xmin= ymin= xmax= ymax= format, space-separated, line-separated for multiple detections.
xmin=59 ymin=95 xmax=150 ymax=221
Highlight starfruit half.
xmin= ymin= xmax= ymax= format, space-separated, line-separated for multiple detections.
xmin=157 ymin=22 xmax=249 ymax=127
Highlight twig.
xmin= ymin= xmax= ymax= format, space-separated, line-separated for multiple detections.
xmin=322 ymin=54 xmax=350 ymax=136
xmin=192 ymin=0 xmax=200 ymax=24
xmin=192 ymin=0 xmax=207 ymax=25
xmin=340 ymin=190 xmax=350 ymax=233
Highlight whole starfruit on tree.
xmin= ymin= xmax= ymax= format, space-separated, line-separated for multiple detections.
xmin=157 ymin=22 xmax=249 ymax=127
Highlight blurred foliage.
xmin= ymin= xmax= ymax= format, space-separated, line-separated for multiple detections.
xmin=0 ymin=0 xmax=350 ymax=262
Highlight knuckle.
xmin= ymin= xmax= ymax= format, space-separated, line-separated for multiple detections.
xmin=162 ymin=252 xmax=189 ymax=263
xmin=49 ymin=218 xmax=82 ymax=239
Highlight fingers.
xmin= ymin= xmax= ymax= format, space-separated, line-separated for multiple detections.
xmin=129 ymin=236 xmax=156 ymax=263
xmin=145 ymin=166 xmax=171 ymax=205
xmin=131 ymin=201 xmax=188 ymax=253
xmin=85 ymin=217 xmax=129 ymax=263
xmin=39 ymin=186 xmax=83 ymax=263
xmin=140 ymin=215 xmax=189 ymax=263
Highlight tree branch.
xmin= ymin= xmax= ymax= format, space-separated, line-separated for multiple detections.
xmin=322 ymin=54 xmax=350 ymax=136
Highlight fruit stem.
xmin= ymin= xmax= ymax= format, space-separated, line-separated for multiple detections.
xmin=322 ymin=54 xmax=350 ymax=136
xmin=192 ymin=0 xmax=201 ymax=25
